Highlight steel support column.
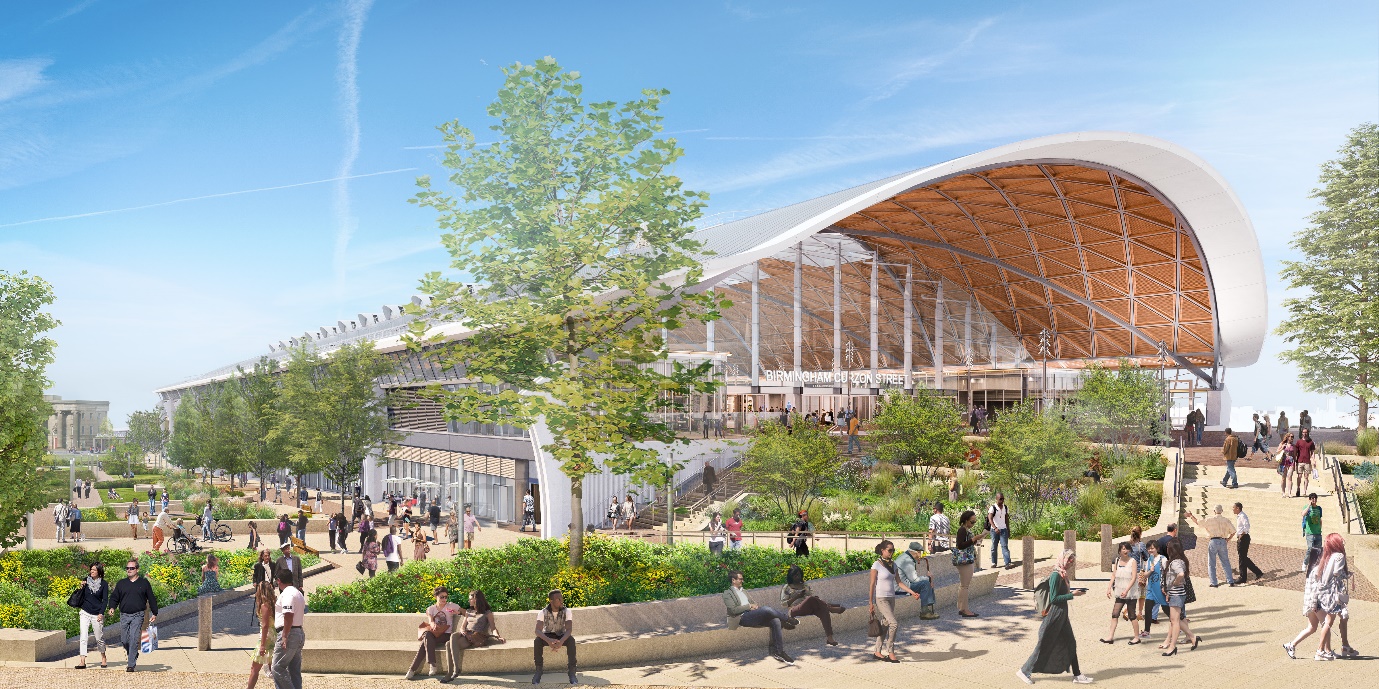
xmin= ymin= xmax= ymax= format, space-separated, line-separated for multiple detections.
xmin=904 ymin=266 xmax=913 ymax=393
xmin=935 ymin=282 xmax=945 ymax=391
xmin=870 ymin=254 xmax=879 ymax=393
xmin=793 ymin=243 xmax=803 ymax=409
xmin=834 ymin=242 xmax=842 ymax=393
xmin=751 ymin=262 xmax=760 ymax=392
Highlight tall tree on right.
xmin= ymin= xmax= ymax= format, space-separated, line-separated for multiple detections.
xmin=1277 ymin=123 xmax=1379 ymax=429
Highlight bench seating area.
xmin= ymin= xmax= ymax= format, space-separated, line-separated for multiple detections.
xmin=300 ymin=558 xmax=1000 ymax=675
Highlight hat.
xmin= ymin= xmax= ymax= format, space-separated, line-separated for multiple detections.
xmin=797 ymin=510 xmax=807 ymax=517
xmin=280 ymin=541 xmax=293 ymax=550
xmin=908 ymin=541 xmax=925 ymax=553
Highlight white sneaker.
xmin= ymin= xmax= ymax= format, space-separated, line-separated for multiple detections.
xmin=1314 ymin=651 xmax=1333 ymax=661
xmin=1283 ymin=642 xmax=1295 ymax=659
xmin=429 ymin=665 xmax=438 ymax=676
xmin=1015 ymin=670 xmax=1034 ymax=685
xmin=1342 ymin=646 xmax=1359 ymax=658
xmin=405 ymin=669 xmax=416 ymax=679
xmin=1073 ymin=675 xmax=1094 ymax=684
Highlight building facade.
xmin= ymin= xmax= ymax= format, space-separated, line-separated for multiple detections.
xmin=45 ymin=396 xmax=110 ymax=452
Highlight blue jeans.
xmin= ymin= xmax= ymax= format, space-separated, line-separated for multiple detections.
xmin=1207 ymin=537 xmax=1233 ymax=586
xmin=1305 ymin=533 xmax=1323 ymax=568
xmin=846 ymin=434 xmax=861 ymax=453
xmin=1221 ymin=460 xmax=1238 ymax=488
xmin=989 ymin=528 xmax=1010 ymax=566
xmin=902 ymin=576 xmax=935 ymax=607
xmin=1195 ymin=425 xmax=1203 ymax=445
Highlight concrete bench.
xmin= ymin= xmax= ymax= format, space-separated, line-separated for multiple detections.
xmin=0 ymin=629 xmax=68 ymax=662
xmin=300 ymin=564 xmax=999 ymax=674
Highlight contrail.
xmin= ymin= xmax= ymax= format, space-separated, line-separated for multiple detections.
xmin=0 ymin=168 xmax=417 ymax=229
xmin=332 ymin=0 xmax=375 ymax=294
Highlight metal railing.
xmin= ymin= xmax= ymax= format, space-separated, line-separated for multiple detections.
xmin=620 ymin=528 xmax=982 ymax=556
xmin=1322 ymin=445 xmax=1367 ymax=535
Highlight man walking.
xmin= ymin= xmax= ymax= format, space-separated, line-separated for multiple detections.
xmin=987 ymin=493 xmax=1012 ymax=569
xmin=722 ymin=570 xmax=797 ymax=664
xmin=521 ymin=488 xmax=536 ymax=533
xmin=274 ymin=542 xmax=305 ymax=592
xmin=1295 ymin=428 xmax=1317 ymax=496
xmin=1231 ymin=502 xmax=1264 ymax=584
xmin=202 ymin=501 xmax=214 ymax=541
xmin=1248 ymin=413 xmax=1267 ymax=457
xmin=147 ymin=486 xmax=156 ymax=516
xmin=109 ymin=559 xmax=158 ymax=672
xmin=54 ymin=501 xmax=67 ymax=543
xmin=272 ymin=568 xmax=307 ymax=689
xmin=846 ymin=413 xmax=862 ymax=454
xmin=1302 ymin=493 xmax=1323 ymax=568
xmin=1194 ymin=408 xmax=1205 ymax=446
xmin=1220 ymin=428 xmax=1241 ymax=489
xmin=1186 ymin=506 xmax=1236 ymax=587
xmin=726 ymin=508 xmax=744 ymax=551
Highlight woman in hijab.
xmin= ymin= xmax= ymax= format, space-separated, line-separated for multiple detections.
xmin=1017 ymin=550 xmax=1092 ymax=685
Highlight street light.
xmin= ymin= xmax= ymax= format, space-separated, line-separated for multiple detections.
xmin=1037 ymin=328 xmax=1054 ymax=412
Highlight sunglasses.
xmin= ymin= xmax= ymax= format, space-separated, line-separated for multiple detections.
xmin=125 ymin=566 xmax=138 ymax=571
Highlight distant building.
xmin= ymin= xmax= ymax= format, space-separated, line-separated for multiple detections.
xmin=44 ymin=396 xmax=110 ymax=451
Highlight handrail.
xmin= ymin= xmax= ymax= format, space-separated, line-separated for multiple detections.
xmin=1323 ymin=445 xmax=1367 ymax=535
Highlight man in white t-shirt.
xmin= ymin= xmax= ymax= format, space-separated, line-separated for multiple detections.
xmin=533 ymin=590 xmax=577 ymax=684
xmin=383 ymin=526 xmax=405 ymax=573
xmin=928 ymin=503 xmax=951 ymax=553
xmin=987 ymin=493 xmax=1012 ymax=569
xmin=272 ymin=569 xmax=307 ymax=689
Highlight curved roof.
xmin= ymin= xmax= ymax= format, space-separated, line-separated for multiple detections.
xmin=691 ymin=132 xmax=1266 ymax=375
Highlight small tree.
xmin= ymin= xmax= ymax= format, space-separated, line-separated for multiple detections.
xmin=1277 ymin=122 xmax=1379 ymax=429
xmin=231 ymin=358 xmax=289 ymax=502
xmin=983 ymin=402 xmax=1089 ymax=524
xmin=408 ymin=58 xmax=724 ymax=566
xmin=0 ymin=270 xmax=59 ymax=548
xmin=106 ymin=441 xmax=145 ymax=477
xmin=165 ymin=397 xmax=202 ymax=475
xmin=126 ymin=408 xmax=169 ymax=469
xmin=869 ymin=390 xmax=966 ymax=480
xmin=1069 ymin=362 xmax=1166 ymax=466
xmin=275 ymin=342 xmax=399 ymax=517
xmin=739 ymin=416 xmax=843 ymax=520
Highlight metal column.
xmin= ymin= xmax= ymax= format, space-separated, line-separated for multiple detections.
xmin=869 ymin=254 xmax=879 ymax=392
xmin=904 ymin=266 xmax=913 ymax=393
xmin=934 ymin=282 xmax=945 ymax=390
xmin=833 ymin=242 xmax=842 ymax=393
xmin=751 ymin=262 xmax=760 ymax=392
xmin=706 ymin=320 xmax=714 ymax=352
xmin=793 ymin=243 xmax=803 ymax=409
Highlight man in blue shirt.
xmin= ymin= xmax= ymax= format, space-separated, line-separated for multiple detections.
xmin=895 ymin=541 xmax=938 ymax=620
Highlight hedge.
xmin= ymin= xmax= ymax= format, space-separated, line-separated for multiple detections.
xmin=309 ymin=534 xmax=874 ymax=615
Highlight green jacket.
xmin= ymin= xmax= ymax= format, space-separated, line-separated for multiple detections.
xmin=722 ymin=587 xmax=752 ymax=629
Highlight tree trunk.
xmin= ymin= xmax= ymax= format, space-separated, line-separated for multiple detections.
xmin=1361 ymin=395 xmax=1370 ymax=430
xmin=569 ymin=476 xmax=584 ymax=567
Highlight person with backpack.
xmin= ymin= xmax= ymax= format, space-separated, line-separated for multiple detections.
xmin=1220 ymin=428 xmax=1242 ymax=489
xmin=1248 ymin=413 xmax=1268 ymax=457
xmin=987 ymin=493 xmax=1012 ymax=569
xmin=1017 ymin=549 xmax=1092 ymax=684
xmin=383 ymin=525 xmax=405 ymax=572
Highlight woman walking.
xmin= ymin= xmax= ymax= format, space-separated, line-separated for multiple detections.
xmin=413 ymin=521 xmax=430 ymax=561
xmin=362 ymin=530 xmax=381 ymax=578
xmin=948 ymin=470 xmax=960 ymax=504
xmin=443 ymin=590 xmax=502 ymax=682
xmin=245 ymin=580 xmax=275 ymax=689
xmin=781 ymin=564 xmax=845 ymax=646
xmin=198 ymin=553 xmax=223 ymax=596
xmin=247 ymin=521 xmax=261 ymax=551
xmin=1140 ymin=540 xmax=1167 ymax=638
xmin=1100 ymin=543 xmax=1142 ymax=644
xmin=1275 ymin=432 xmax=1296 ymax=497
xmin=127 ymin=501 xmax=141 ymax=540
xmin=446 ymin=509 xmax=460 ymax=556
xmin=75 ymin=562 xmax=110 ymax=669
xmin=276 ymin=514 xmax=291 ymax=547
xmin=605 ymin=497 xmax=619 ymax=531
xmin=1314 ymin=533 xmax=1354 ymax=660
xmin=406 ymin=586 xmax=458 ymax=679
xmin=954 ymin=509 xmax=987 ymax=617
xmin=1160 ymin=539 xmax=1200 ymax=655
xmin=1285 ymin=546 xmax=1327 ymax=659
xmin=1017 ymin=550 xmax=1092 ymax=684
xmin=869 ymin=540 xmax=922 ymax=663
xmin=707 ymin=512 xmax=727 ymax=556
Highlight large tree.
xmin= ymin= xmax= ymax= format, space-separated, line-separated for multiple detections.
xmin=1068 ymin=361 xmax=1167 ymax=465
xmin=1277 ymin=123 xmax=1379 ymax=429
xmin=274 ymin=342 xmax=399 ymax=517
xmin=983 ymin=402 xmax=1089 ymax=524
xmin=231 ymin=358 xmax=289 ymax=502
xmin=165 ymin=384 xmax=243 ymax=486
xmin=408 ymin=58 xmax=724 ymax=565
xmin=738 ymin=416 xmax=842 ymax=521
xmin=0 ymin=270 xmax=60 ymax=548
xmin=869 ymin=390 xmax=966 ymax=480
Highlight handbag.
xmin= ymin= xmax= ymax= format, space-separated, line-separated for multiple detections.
xmin=952 ymin=545 xmax=976 ymax=566
xmin=66 ymin=585 xmax=85 ymax=609
xmin=355 ymin=560 xmax=366 ymax=575
xmin=867 ymin=612 xmax=882 ymax=637
xmin=1184 ymin=575 xmax=1197 ymax=605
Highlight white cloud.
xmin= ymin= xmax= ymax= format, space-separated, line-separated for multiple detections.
xmin=864 ymin=17 xmax=998 ymax=103
xmin=45 ymin=0 xmax=100 ymax=25
xmin=0 ymin=58 xmax=52 ymax=103
xmin=332 ymin=0 xmax=376 ymax=297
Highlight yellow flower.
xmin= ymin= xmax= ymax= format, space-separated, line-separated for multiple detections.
xmin=49 ymin=576 xmax=82 ymax=599
xmin=0 ymin=603 xmax=29 ymax=628
xmin=0 ymin=558 xmax=22 ymax=583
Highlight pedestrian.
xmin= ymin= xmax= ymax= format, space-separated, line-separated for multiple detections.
xmin=444 ymin=590 xmax=502 ymax=682
xmin=846 ymin=413 xmax=862 ymax=454
xmin=1299 ymin=409 xmax=1313 ymax=433
xmin=722 ymin=570 xmax=796 ymax=665
xmin=702 ymin=461 xmax=717 ymax=497
xmin=383 ymin=526 xmax=404 ymax=573
xmin=1314 ymin=533 xmax=1354 ymax=660
xmin=779 ymin=563 xmax=844 ymax=646
xmin=251 ymin=548 xmax=273 ymax=588
xmin=948 ymin=469 xmax=960 ymax=503
xmin=1185 ymin=506 xmax=1235 ymax=587
xmin=1154 ymin=523 xmax=1176 ymax=556
xmin=429 ymin=499 xmax=443 ymax=543
xmin=245 ymin=580 xmax=275 ymax=689
xmin=895 ymin=541 xmax=939 ymax=619
xmin=405 ymin=585 xmax=458 ymax=679
xmin=161 ymin=490 xmax=168 ymax=514
xmin=199 ymin=553 xmax=223 ymax=596
xmin=954 ymin=509 xmax=987 ymax=617
xmin=1275 ymin=432 xmax=1297 ymax=497
xmin=1099 ymin=543 xmax=1142 ymax=644
xmin=202 ymin=501 xmax=215 ymax=541
xmin=74 ymin=562 xmax=111 ymax=669
xmin=604 ymin=497 xmax=619 ymax=531
xmin=787 ymin=510 xmax=811 ymax=557
xmin=274 ymin=542 xmax=304 ymax=592
xmin=362 ymin=530 xmax=380 ymax=578
xmin=1159 ymin=539 xmax=1200 ymax=656
xmin=127 ymin=500 xmax=141 ymax=540
xmin=109 ymin=558 xmax=159 ymax=673
xmin=619 ymin=494 xmax=636 ymax=533
xmin=388 ymin=496 xmax=399 ymax=526
xmin=446 ymin=509 xmax=460 ymax=556
xmin=522 ymin=488 xmax=536 ymax=532
xmin=335 ymin=512 xmax=350 ymax=553
xmin=1231 ymin=502 xmax=1264 ymax=584
xmin=533 ymin=589 xmax=579 ymax=683
xmin=707 ymin=512 xmax=727 ymax=555
xmin=413 ymin=521 xmax=430 ymax=561
xmin=1016 ymin=550 xmax=1092 ymax=685
xmin=1278 ymin=411 xmax=1290 ymax=439
xmin=1295 ymin=428 xmax=1317 ymax=496
xmin=988 ymin=492 xmax=1012 ymax=569
xmin=147 ymin=486 xmax=156 ymax=516
xmin=462 ymin=505 xmax=480 ymax=549
xmin=1139 ymin=540 xmax=1167 ymax=638
xmin=271 ymin=568 xmax=306 ymax=689
xmin=326 ymin=512 xmax=338 ymax=554
xmin=1220 ymin=428 xmax=1241 ymax=489
xmin=152 ymin=508 xmax=170 ymax=552
xmin=276 ymin=515 xmax=291 ymax=548
xmin=928 ymin=502 xmax=951 ymax=553
xmin=970 ymin=406 xmax=981 ymax=435
xmin=53 ymin=501 xmax=67 ymax=543
xmin=85 ymin=480 xmax=91 ymax=499
xmin=314 ymin=490 xmax=323 ymax=515
xmin=1248 ymin=413 xmax=1267 ymax=457
xmin=726 ymin=508 xmax=744 ymax=551
xmin=1302 ymin=493 xmax=1324 ymax=567
xmin=870 ymin=540 xmax=922 ymax=662
xmin=295 ymin=510 xmax=308 ymax=544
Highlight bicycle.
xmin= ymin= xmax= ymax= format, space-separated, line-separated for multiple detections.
xmin=196 ymin=515 xmax=234 ymax=543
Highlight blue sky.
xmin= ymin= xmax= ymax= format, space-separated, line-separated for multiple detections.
xmin=2 ymin=1 xmax=1376 ymax=428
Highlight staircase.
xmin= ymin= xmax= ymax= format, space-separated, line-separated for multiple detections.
xmin=632 ymin=466 xmax=749 ymax=530
xmin=1181 ymin=461 xmax=1338 ymax=548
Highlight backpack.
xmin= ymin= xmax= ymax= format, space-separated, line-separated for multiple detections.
xmin=1033 ymin=576 xmax=1054 ymax=617
xmin=382 ymin=535 xmax=395 ymax=556
xmin=1236 ymin=436 xmax=1247 ymax=459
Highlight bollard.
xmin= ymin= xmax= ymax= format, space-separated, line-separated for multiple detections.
xmin=1022 ymin=535 xmax=1036 ymax=589
xmin=1063 ymin=530 xmax=1078 ymax=581
xmin=1100 ymin=524 xmax=1113 ymax=572
xmin=198 ymin=595 xmax=213 ymax=651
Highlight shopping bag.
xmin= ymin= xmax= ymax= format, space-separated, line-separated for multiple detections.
xmin=140 ymin=624 xmax=159 ymax=654
xmin=1312 ymin=465 xmax=1321 ymax=481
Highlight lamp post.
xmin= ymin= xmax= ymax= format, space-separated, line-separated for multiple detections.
xmin=1037 ymin=328 xmax=1053 ymax=412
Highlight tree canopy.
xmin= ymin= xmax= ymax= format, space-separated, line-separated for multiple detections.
xmin=0 ymin=270 xmax=60 ymax=548
xmin=1277 ymin=122 xmax=1379 ymax=428
xmin=739 ymin=416 xmax=842 ymax=520
xmin=126 ymin=408 xmax=169 ymax=466
xmin=868 ymin=390 xmax=966 ymax=479
xmin=1068 ymin=361 xmax=1167 ymax=464
xmin=408 ymin=57 xmax=724 ymax=565
xmin=983 ymin=402 xmax=1090 ymax=523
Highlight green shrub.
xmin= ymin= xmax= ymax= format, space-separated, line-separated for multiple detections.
xmin=1355 ymin=481 xmax=1379 ymax=534
xmin=868 ymin=463 xmax=903 ymax=496
xmin=1354 ymin=461 xmax=1379 ymax=482
xmin=1356 ymin=428 xmax=1378 ymax=457
xmin=96 ymin=479 xmax=135 ymax=489
xmin=1323 ymin=441 xmax=1356 ymax=456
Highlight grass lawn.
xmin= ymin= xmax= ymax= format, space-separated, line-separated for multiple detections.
xmin=102 ymin=487 xmax=145 ymax=505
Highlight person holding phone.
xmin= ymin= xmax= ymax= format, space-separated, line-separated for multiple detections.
xmin=1017 ymin=550 xmax=1092 ymax=684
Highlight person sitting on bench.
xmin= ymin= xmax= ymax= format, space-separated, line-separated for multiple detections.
xmin=723 ymin=570 xmax=797 ymax=665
